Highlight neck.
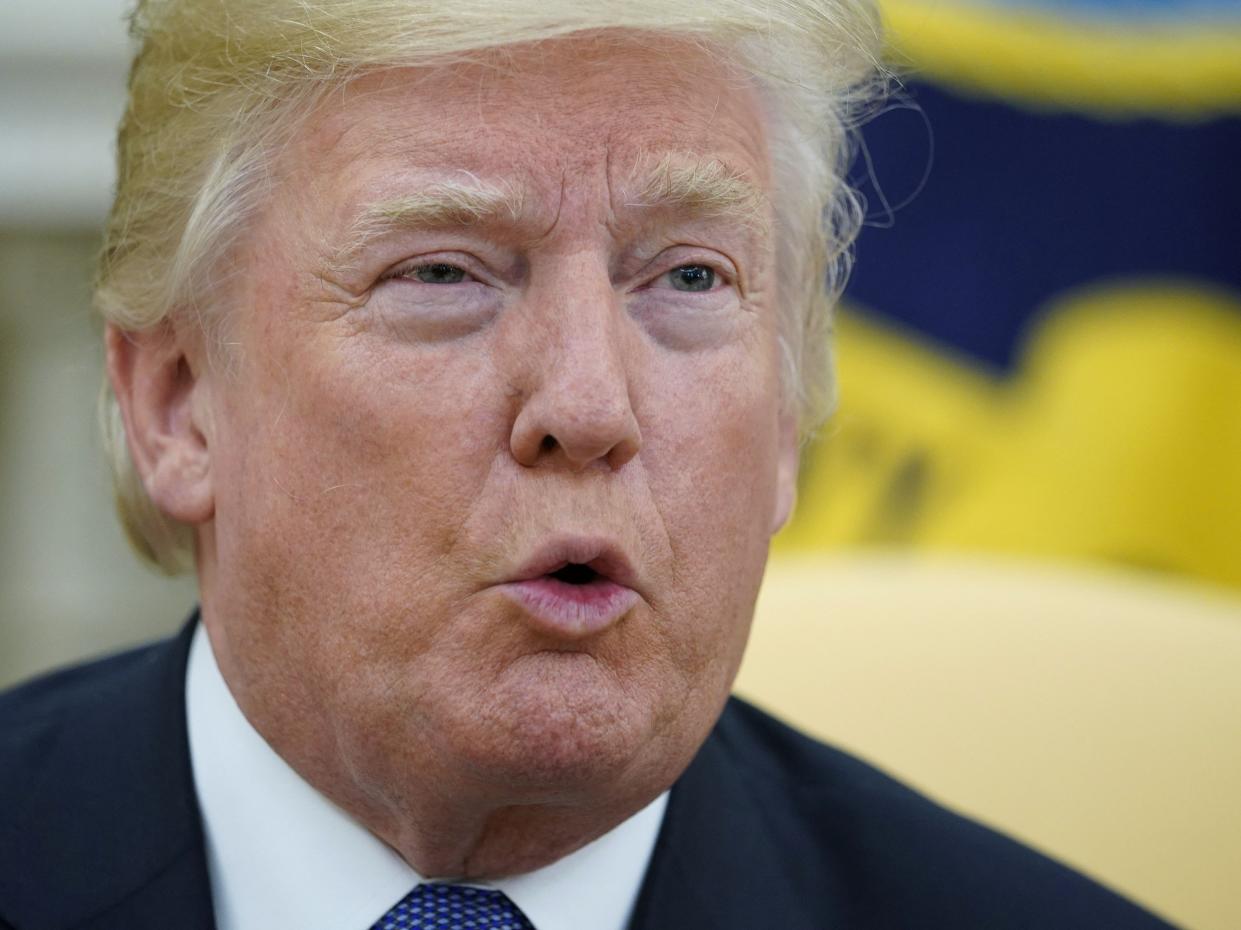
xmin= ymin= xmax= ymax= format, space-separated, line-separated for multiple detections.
xmin=358 ymin=790 xmax=660 ymax=879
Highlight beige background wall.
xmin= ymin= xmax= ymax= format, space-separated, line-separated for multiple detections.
xmin=0 ymin=1 xmax=198 ymax=687
xmin=0 ymin=232 xmax=196 ymax=688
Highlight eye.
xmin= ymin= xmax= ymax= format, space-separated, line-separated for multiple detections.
xmin=665 ymin=264 xmax=716 ymax=292
xmin=406 ymin=262 xmax=468 ymax=284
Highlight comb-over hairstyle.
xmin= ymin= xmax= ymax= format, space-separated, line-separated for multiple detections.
xmin=97 ymin=0 xmax=886 ymax=573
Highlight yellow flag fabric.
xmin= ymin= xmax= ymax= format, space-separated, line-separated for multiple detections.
xmin=783 ymin=0 xmax=1241 ymax=591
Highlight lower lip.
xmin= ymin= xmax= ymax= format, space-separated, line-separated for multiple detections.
xmin=498 ymin=577 xmax=640 ymax=637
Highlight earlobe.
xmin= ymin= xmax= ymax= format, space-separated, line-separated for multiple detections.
xmin=770 ymin=413 xmax=799 ymax=535
xmin=106 ymin=322 xmax=215 ymax=525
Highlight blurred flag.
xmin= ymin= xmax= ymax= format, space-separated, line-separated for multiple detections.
xmin=781 ymin=0 xmax=1241 ymax=590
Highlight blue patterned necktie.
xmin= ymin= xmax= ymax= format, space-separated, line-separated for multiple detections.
xmin=370 ymin=882 xmax=536 ymax=930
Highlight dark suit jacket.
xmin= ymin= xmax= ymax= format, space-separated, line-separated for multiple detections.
xmin=0 ymin=618 xmax=1177 ymax=930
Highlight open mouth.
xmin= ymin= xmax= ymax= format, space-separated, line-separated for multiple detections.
xmin=502 ymin=542 xmax=640 ymax=636
xmin=547 ymin=563 xmax=602 ymax=586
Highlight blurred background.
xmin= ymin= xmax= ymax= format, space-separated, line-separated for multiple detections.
xmin=777 ymin=0 xmax=1241 ymax=585
xmin=1 ymin=0 xmax=200 ymax=687
xmin=1 ymin=0 xmax=1238 ymax=927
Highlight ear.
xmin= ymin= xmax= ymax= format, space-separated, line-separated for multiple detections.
xmin=105 ymin=321 xmax=215 ymax=525
xmin=770 ymin=411 xmax=799 ymax=535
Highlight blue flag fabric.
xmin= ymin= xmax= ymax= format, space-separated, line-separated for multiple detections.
xmin=785 ymin=0 xmax=1241 ymax=590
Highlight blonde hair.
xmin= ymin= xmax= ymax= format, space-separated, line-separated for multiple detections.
xmin=96 ymin=0 xmax=886 ymax=573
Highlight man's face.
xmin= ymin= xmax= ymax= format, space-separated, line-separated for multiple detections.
xmin=194 ymin=35 xmax=797 ymax=857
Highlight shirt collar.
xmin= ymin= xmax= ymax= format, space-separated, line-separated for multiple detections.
xmin=186 ymin=622 xmax=667 ymax=930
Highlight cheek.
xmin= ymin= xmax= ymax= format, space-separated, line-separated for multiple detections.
xmin=210 ymin=333 xmax=510 ymax=622
xmin=641 ymin=332 xmax=783 ymax=522
xmin=637 ymin=343 xmax=783 ymax=664
xmin=236 ymin=331 xmax=501 ymax=489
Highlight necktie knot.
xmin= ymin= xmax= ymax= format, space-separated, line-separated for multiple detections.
xmin=371 ymin=882 xmax=535 ymax=930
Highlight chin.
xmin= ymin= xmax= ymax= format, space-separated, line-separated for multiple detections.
xmin=448 ymin=651 xmax=683 ymax=795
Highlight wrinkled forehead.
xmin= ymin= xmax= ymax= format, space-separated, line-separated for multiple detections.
xmin=287 ymin=33 xmax=774 ymax=222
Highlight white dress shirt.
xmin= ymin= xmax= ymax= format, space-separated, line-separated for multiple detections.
xmin=186 ymin=624 xmax=668 ymax=930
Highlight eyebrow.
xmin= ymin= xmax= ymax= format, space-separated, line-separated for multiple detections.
xmin=623 ymin=152 xmax=770 ymax=233
xmin=329 ymin=176 xmax=526 ymax=272
xmin=327 ymin=156 xmax=767 ymax=276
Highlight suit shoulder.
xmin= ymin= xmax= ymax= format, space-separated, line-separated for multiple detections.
xmin=716 ymin=697 xmax=1178 ymax=929
xmin=0 ymin=629 xmax=207 ymax=930
xmin=0 ymin=640 xmax=174 ymax=799
xmin=1 ymin=640 xmax=167 ymax=726
xmin=716 ymin=696 xmax=926 ymax=798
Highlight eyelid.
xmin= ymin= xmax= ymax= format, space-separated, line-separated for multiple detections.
xmin=379 ymin=253 xmax=489 ymax=285
xmin=643 ymin=254 xmax=739 ymax=292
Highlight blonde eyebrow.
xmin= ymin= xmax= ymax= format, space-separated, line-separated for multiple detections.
xmin=329 ymin=177 xmax=526 ymax=271
xmin=625 ymin=153 xmax=769 ymax=231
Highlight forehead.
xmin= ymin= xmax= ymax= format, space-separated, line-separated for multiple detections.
xmin=292 ymin=34 xmax=772 ymax=213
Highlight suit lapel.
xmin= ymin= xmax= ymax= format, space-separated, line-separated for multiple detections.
xmin=0 ymin=617 xmax=215 ymax=930
xmin=627 ymin=703 xmax=829 ymax=930
xmin=73 ymin=843 xmax=215 ymax=930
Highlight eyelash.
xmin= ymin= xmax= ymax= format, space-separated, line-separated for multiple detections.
xmin=380 ymin=257 xmax=735 ymax=291
xmin=382 ymin=257 xmax=483 ymax=286
xmin=657 ymin=263 xmax=727 ymax=293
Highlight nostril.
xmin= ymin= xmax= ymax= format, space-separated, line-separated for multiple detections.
xmin=550 ymin=563 xmax=598 ymax=585
xmin=540 ymin=435 xmax=558 ymax=453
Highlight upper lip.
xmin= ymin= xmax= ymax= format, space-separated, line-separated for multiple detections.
xmin=508 ymin=536 xmax=638 ymax=590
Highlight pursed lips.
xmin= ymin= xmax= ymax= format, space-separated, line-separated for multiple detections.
xmin=497 ymin=537 xmax=642 ymax=638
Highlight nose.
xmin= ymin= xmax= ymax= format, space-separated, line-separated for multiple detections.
xmin=509 ymin=270 xmax=642 ymax=471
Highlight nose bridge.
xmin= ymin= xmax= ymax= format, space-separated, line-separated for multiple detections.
xmin=546 ymin=268 xmax=626 ymax=399
xmin=510 ymin=253 xmax=641 ymax=470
